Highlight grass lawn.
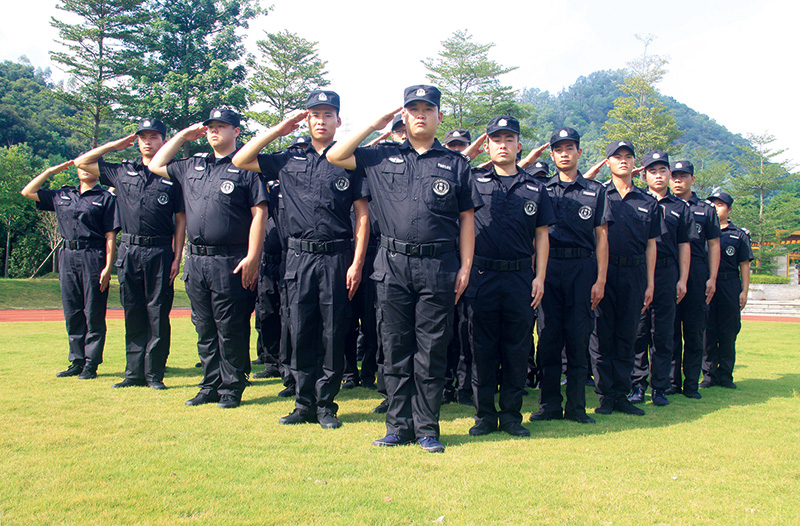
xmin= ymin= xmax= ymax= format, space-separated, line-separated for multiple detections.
xmin=0 ymin=275 xmax=191 ymax=309
xmin=0 ymin=319 xmax=798 ymax=525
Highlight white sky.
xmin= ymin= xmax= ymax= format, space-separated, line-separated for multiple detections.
xmin=2 ymin=0 xmax=798 ymax=165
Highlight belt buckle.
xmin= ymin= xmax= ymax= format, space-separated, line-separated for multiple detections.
xmin=408 ymin=244 xmax=420 ymax=256
xmin=312 ymin=241 xmax=325 ymax=253
xmin=199 ymin=246 xmax=208 ymax=256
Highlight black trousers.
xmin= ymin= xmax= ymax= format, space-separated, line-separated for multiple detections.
xmin=444 ymin=303 xmax=472 ymax=399
xmin=116 ymin=242 xmax=174 ymax=382
xmin=184 ymin=253 xmax=255 ymax=399
xmin=592 ymin=262 xmax=647 ymax=404
xmin=672 ymin=262 xmax=709 ymax=393
xmin=255 ymin=261 xmax=281 ymax=369
xmin=60 ymin=246 xmax=109 ymax=366
xmin=373 ymin=247 xmax=458 ymax=440
xmin=284 ymin=249 xmax=352 ymax=416
xmin=703 ymin=277 xmax=742 ymax=384
xmin=633 ymin=263 xmax=678 ymax=391
xmin=536 ymin=256 xmax=595 ymax=416
xmin=467 ymin=267 xmax=534 ymax=427
xmin=278 ymin=273 xmax=295 ymax=389
xmin=342 ymin=249 xmax=380 ymax=385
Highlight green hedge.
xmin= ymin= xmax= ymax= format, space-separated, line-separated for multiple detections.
xmin=750 ymin=274 xmax=791 ymax=284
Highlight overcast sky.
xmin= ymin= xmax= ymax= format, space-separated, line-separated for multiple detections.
xmin=2 ymin=0 xmax=797 ymax=165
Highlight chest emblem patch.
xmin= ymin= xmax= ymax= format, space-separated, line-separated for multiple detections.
xmin=697 ymin=223 xmax=703 ymax=234
xmin=726 ymin=246 xmax=736 ymax=257
xmin=157 ymin=193 xmax=169 ymax=205
xmin=220 ymin=181 xmax=235 ymax=194
xmin=335 ymin=176 xmax=350 ymax=191
xmin=524 ymin=200 xmax=537 ymax=216
xmin=578 ymin=205 xmax=593 ymax=220
xmin=432 ymin=178 xmax=450 ymax=196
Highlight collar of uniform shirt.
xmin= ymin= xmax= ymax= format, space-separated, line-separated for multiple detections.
xmin=398 ymin=138 xmax=448 ymax=154
xmin=545 ymin=171 xmax=589 ymax=188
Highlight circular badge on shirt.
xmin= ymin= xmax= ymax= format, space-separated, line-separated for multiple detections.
xmin=578 ymin=205 xmax=593 ymax=220
xmin=432 ymin=178 xmax=450 ymax=196
xmin=334 ymin=176 xmax=350 ymax=191
xmin=726 ymin=245 xmax=736 ymax=257
xmin=696 ymin=223 xmax=703 ymax=234
xmin=220 ymin=181 xmax=235 ymax=194
xmin=524 ymin=200 xmax=537 ymax=216
xmin=157 ymin=193 xmax=169 ymax=205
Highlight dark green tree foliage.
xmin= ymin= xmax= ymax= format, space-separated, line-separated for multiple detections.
xmin=246 ymin=30 xmax=329 ymax=151
xmin=124 ymin=0 xmax=264 ymax=155
xmin=50 ymin=0 xmax=150 ymax=148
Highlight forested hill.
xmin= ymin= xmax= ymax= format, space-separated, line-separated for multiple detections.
xmin=519 ymin=69 xmax=751 ymax=165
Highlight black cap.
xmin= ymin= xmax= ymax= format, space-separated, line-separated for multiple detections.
xmin=443 ymin=129 xmax=471 ymax=145
xmin=306 ymin=90 xmax=340 ymax=111
xmin=486 ymin=116 xmax=520 ymax=136
xmin=291 ymin=136 xmax=310 ymax=147
xmin=708 ymin=190 xmax=734 ymax=207
xmin=403 ymin=85 xmax=441 ymax=108
xmin=528 ymin=160 xmax=549 ymax=177
xmin=642 ymin=150 xmax=670 ymax=169
xmin=549 ymin=127 xmax=580 ymax=148
xmin=606 ymin=140 xmax=635 ymax=158
xmin=137 ymin=118 xmax=167 ymax=138
xmin=671 ymin=160 xmax=695 ymax=176
xmin=391 ymin=113 xmax=404 ymax=131
xmin=203 ymin=108 xmax=241 ymax=128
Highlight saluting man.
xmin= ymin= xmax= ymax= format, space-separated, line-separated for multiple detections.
xmin=75 ymin=119 xmax=186 ymax=390
xmin=149 ymin=108 xmax=268 ymax=409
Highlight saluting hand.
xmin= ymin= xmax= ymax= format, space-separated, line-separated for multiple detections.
xmin=52 ymin=159 xmax=75 ymax=175
xmin=346 ymin=264 xmax=362 ymax=300
xmin=366 ymin=129 xmax=392 ymax=147
xmin=632 ymin=166 xmax=645 ymax=178
xmin=583 ymin=159 xmax=608 ymax=180
xmin=180 ymin=123 xmax=208 ymax=142
xmin=274 ymin=110 xmax=308 ymax=136
xmin=233 ymin=255 xmax=259 ymax=291
xmin=519 ymin=142 xmax=549 ymax=169
xmin=111 ymin=134 xmax=138 ymax=151
xmin=461 ymin=133 xmax=487 ymax=161
xmin=372 ymin=107 xmax=403 ymax=132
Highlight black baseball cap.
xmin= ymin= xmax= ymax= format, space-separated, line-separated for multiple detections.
xmin=291 ymin=136 xmax=310 ymax=147
xmin=606 ymin=140 xmax=635 ymax=158
xmin=391 ymin=114 xmax=404 ymax=131
xmin=486 ymin=116 xmax=520 ymax=136
xmin=671 ymin=160 xmax=695 ymax=176
xmin=404 ymin=85 xmax=441 ymax=108
xmin=203 ymin=108 xmax=241 ymax=128
xmin=550 ymin=127 xmax=580 ymax=148
xmin=528 ymin=160 xmax=549 ymax=177
xmin=443 ymin=129 xmax=471 ymax=145
xmin=708 ymin=190 xmax=734 ymax=207
xmin=137 ymin=118 xmax=167 ymax=138
xmin=642 ymin=150 xmax=670 ymax=169
xmin=306 ymin=90 xmax=340 ymax=112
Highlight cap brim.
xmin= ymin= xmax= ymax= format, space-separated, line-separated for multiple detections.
xmin=404 ymin=97 xmax=438 ymax=107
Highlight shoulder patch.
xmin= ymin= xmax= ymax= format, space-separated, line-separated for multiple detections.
xmin=437 ymin=163 xmax=452 ymax=171
xmin=526 ymin=184 xmax=539 ymax=192
xmin=160 ymin=179 xmax=173 ymax=186
xmin=292 ymin=155 xmax=306 ymax=160
xmin=388 ymin=156 xmax=404 ymax=164
xmin=92 ymin=201 xmax=103 ymax=207
xmin=581 ymin=190 xmax=596 ymax=197
xmin=670 ymin=210 xmax=681 ymax=218
xmin=637 ymin=207 xmax=650 ymax=213
xmin=227 ymin=168 xmax=239 ymax=173
xmin=476 ymin=177 xmax=491 ymax=183
xmin=694 ymin=211 xmax=705 ymax=216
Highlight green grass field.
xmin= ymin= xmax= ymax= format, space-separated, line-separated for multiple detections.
xmin=0 ymin=318 xmax=798 ymax=525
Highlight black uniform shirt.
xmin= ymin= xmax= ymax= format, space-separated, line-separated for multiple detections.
xmin=166 ymin=152 xmax=267 ymax=246
xmin=651 ymin=191 xmax=697 ymax=264
xmin=352 ymin=139 xmax=482 ymax=244
xmin=718 ymin=222 xmax=754 ymax=274
xmin=257 ymin=143 xmax=368 ymax=242
xmin=472 ymin=166 xmax=556 ymax=260
xmin=543 ymin=172 xmax=613 ymax=251
xmin=98 ymin=158 xmax=184 ymax=236
xmin=37 ymin=184 xmax=118 ymax=242
xmin=604 ymin=181 xmax=662 ymax=256
xmin=686 ymin=192 xmax=722 ymax=262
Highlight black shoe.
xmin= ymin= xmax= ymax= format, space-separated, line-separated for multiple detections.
xmin=362 ymin=381 xmax=377 ymax=390
xmin=529 ymin=410 xmax=563 ymax=422
xmin=500 ymin=422 xmax=531 ymax=437
xmin=318 ymin=412 xmax=342 ymax=429
xmin=651 ymin=389 xmax=670 ymax=406
xmin=279 ymin=409 xmax=317 ymax=425
xmin=112 ymin=378 xmax=145 ymax=388
xmin=718 ymin=380 xmax=737 ymax=389
xmin=57 ymin=361 xmax=84 ymax=377
xmin=564 ymin=412 xmax=596 ymax=424
xmin=627 ymin=385 xmax=646 ymax=404
xmin=253 ymin=366 xmax=281 ymax=379
xmin=278 ymin=385 xmax=295 ymax=397
xmin=683 ymin=390 xmax=702 ymax=399
xmin=372 ymin=399 xmax=389 ymax=413
xmin=251 ymin=357 xmax=265 ymax=365
xmin=699 ymin=376 xmax=717 ymax=388
xmin=185 ymin=392 xmax=219 ymax=406
xmin=614 ymin=399 xmax=646 ymax=415
xmin=194 ymin=362 xmax=202 ymax=368
xmin=442 ymin=390 xmax=456 ymax=404
xmin=418 ymin=436 xmax=445 ymax=453
xmin=341 ymin=380 xmax=357 ymax=390
xmin=218 ymin=394 xmax=240 ymax=408
xmin=594 ymin=401 xmax=614 ymax=415
xmin=457 ymin=394 xmax=475 ymax=407
xmin=147 ymin=381 xmax=167 ymax=390
xmin=665 ymin=386 xmax=682 ymax=395
xmin=469 ymin=421 xmax=497 ymax=436
xmin=372 ymin=434 xmax=413 ymax=447
xmin=78 ymin=365 xmax=97 ymax=380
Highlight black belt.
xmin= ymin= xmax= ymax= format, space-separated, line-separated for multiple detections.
xmin=550 ymin=247 xmax=592 ymax=259
xmin=656 ymin=257 xmax=675 ymax=268
xmin=610 ymin=254 xmax=645 ymax=267
xmin=380 ymin=235 xmax=456 ymax=257
xmin=474 ymin=255 xmax=531 ymax=272
xmin=188 ymin=244 xmax=248 ymax=256
xmin=287 ymin=238 xmax=350 ymax=254
xmin=121 ymin=233 xmax=173 ymax=246
xmin=718 ymin=271 xmax=740 ymax=281
xmin=65 ymin=240 xmax=104 ymax=250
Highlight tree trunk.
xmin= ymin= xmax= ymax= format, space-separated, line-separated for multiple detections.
xmin=4 ymin=223 xmax=10 ymax=278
